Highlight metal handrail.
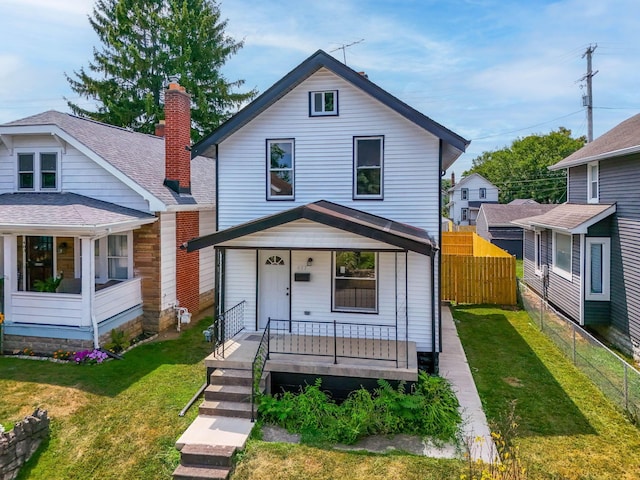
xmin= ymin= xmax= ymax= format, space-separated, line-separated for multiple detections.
xmin=250 ymin=319 xmax=270 ymax=422
xmin=210 ymin=300 xmax=246 ymax=358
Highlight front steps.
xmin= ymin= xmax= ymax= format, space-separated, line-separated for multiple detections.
xmin=173 ymin=367 xmax=266 ymax=480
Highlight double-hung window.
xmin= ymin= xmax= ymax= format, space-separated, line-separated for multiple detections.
xmin=354 ymin=136 xmax=383 ymax=199
xmin=534 ymin=231 xmax=543 ymax=275
xmin=461 ymin=208 xmax=469 ymax=221
xmin=587 ymin=162 xmax=599 ymax=203
xmin=267 ymin=139 xmax=294 ymax=200
xmin=333 ymin=251 xmax=377 ymax=312
xmin=585 ymin=237 xmax=610 ymax=300
xmin=17 ymin=151 xmax=59 ymax=191
xmin=553 ymin=231 xmax=572 ymax=280
xmin=310 ymin=90 xmax=338 ymax=116
xmin=461 ymin=188 xmax=469 ymax=200
xmin=479 ymin=187 xmax=487 ymax=199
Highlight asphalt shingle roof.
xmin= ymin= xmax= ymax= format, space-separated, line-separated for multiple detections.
xmin=2 ymin=111 xmax=214 ymax=207
xmin=481 ymin=203 xmax=557 ymax=227
xmin=511 ymin=203 xmax=616 ymax=233
xmin=551 ymin=113 xmax=640 ymax=170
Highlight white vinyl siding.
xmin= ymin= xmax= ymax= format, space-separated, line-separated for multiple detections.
xmin=160 ymin=212 xmax=177 ymax=309
xmin=449 ymin=174 xmax=499 ymax=225
xmin=199 ymin=210 xmax=216 ymax=295
xmin=225 ymin=249 xmax=257 ymax=331
xmin=0 ymin=135 xmax=149 ymax=211
xmin=216 ymin=68 xmax=441 ymax=232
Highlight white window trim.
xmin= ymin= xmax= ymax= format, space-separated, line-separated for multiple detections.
xmin=310 ymin=90 xmax=338 ymax=116
xmin=89 ymin=232 xmax=134 ymax=283
xmin=587 ymin=161 xmax=599 ymax=204
xmin=552 ymin=231 xmax=573 ymax=281
xmin=353 ymin=136 xmax=384 ymax=199
xmin=585 ymin=237 xmax=610 ymax=301
xmin=267 ymin=139 xmax=295 ymax=200
xmin=15 ymin=148 xmax=61 ymax=192
xmin=333 ymin=251 xmax=378 ymax=313
xmin=534 ymin=231 xmax=543 ymax=276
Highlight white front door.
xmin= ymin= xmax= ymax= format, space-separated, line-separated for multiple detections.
xmin=258 ymin=250 xmax=290 ymax=329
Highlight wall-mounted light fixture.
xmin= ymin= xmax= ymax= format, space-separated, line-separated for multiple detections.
xmin=57 ymin=242 xmax=68 ymax=254
xmin=306 ymin=257 xmax=313 ymax=267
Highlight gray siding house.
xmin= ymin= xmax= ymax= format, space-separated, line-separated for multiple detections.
xmin=516 ymin=113 xmax=640 ymax=361
xmin=476 ymin=201 xmax=556 ymax=258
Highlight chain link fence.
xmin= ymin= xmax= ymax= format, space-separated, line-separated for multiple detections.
xmin=519 ymin=279 xmax=640 ymax=423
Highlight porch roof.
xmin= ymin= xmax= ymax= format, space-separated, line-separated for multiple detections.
xmin=0 ymin=192 xmax=157 ymax=235
xmin=185 ymin=200 xmax=436 ymax=255
xmin=511 ymin=203 xmax=616 ymax=234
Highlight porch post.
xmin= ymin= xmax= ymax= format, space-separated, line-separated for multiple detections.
xmin=80 ymin=237 xmax=98 ymax=347
xmin=3 ymin=235 xmax=15 ymax=320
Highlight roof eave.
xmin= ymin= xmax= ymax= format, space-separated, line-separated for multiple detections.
xmin=0 ymin=216 xmax=157 ymax=237
xmin=549 ymin=145 xmax=640 ymax=171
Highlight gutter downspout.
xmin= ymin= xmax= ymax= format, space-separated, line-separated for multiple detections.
xmin=430 ymin=249 xmax=437 ymax=374
xmin=436 ymin=139 xmax=445 ymax=374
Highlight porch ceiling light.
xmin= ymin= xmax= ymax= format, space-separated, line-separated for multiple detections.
xmin=307 ymin=257 xmax=313 ymax=266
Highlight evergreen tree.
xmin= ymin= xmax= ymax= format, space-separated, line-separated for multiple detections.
xmin=465 ymin=127 xmax=586 ymax=204
xmin=66 ymin=0 xmax=256 ymax=140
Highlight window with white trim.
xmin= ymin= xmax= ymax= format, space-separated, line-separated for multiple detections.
xmin=333 ymin=251 xmax=377 ymax=312
xmin=534 ymin=231 xmax=543 ymax=274
xmin=553 ymin=231 xmax=572 ymax=280
xmin=17 ymin=151 xmax=59 ymax=191
xmin=586 ymin=237 xmax=610 ymax=300
xmin=587 ymin=162 xmax=599 ymax=203
xmin=461 ymin=188 xmax=469 ymax=200
xmin=310 ymin=90 xmax=337 ymax=116
xmin=479 ymin=187 xmax=486 ymax=199
xmin=354 ymin=136 xmax=383 ymax=199
xmin=93 ymin=233 xmax=134 ymax=283
xmin=267 ymin=139 xmax=294 ymax=200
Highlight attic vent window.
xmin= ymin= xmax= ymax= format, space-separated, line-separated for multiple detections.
xmin=310 ymin=90 xmax=338 ymax=116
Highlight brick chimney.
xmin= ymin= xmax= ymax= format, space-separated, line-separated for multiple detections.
xmin=451 ymin=171 xmax=455 ymax=187
xmin=164 ymin=79 xmax=191 ymax=194
xmin=155 ymin=120 xmax=166 ymax=137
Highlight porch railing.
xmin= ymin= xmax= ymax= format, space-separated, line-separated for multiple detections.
xmin=251 ymin=322 xmax=270 ymax=422
xmin=268 ymin=318 xmax=398 ymax=365
xmin=212 ymin=300 xmax=246 ymax=358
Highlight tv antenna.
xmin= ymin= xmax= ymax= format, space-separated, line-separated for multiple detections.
xmin=330 ymin=39 xmax=364 ymax=65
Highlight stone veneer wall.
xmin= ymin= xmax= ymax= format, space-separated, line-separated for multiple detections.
xmin=134 ymin=220 xmax=163 ymax=333
xmin=0 ymin=409 xmax=49 ymax=480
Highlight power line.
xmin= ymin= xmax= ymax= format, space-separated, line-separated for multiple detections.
xmin=471 ymin=110 xmax=584 ymax=141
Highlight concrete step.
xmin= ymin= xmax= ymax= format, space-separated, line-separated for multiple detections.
xmin=180 ymin=444 xmax=236 ymax=468
xmin=199 ymin=400 xmax=253 ymax=418
xmin=209 ymin=368 xmax=253 ymax=387
xmin=172 ymin=464 xmax=230 ymax=480
xmin=204 ymin=384 xmax=252 ymax=403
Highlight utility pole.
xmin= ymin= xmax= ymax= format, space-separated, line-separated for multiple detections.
xmin=581 ymin=44 xmax=598 ymax=142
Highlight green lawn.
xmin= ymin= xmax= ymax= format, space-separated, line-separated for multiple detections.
xmin=0 ymin=318 xmax=213 ymax=479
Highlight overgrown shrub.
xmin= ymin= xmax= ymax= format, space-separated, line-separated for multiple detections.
xmin=258 ymin=372 xmax=461 ymax=445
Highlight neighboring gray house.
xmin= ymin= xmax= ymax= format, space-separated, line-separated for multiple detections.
xmin=515 ymin=113 xmax=640 ymax=361
xmin=447 ymin=173 xmax=498 ymax=225
xmin=476 ymin=201 xmax=555 ymax=258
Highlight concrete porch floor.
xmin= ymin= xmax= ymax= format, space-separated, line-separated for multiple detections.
xmin=205 ymin=331 xmax=418 ymax=382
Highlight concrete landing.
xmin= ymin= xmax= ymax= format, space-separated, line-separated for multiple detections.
xmin=439 ymin=306 xmax=495 ymax=463
xmin=175 ymin=415 xmax=254 ymax=451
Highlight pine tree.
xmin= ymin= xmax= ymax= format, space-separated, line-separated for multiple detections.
xmin=65 ymin=0 xmax=255 ymax=140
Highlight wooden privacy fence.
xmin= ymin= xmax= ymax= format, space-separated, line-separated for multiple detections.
xmin=441 ymin=232 xmax=516 ymax=305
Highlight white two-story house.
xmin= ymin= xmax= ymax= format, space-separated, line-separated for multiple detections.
xmin=185 ymin=50 xmax=469 ymax=373
xmin=447 ymin=173 xmax=499 ymax=225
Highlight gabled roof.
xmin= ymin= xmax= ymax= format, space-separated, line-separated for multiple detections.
xmin=511 ymin=203 xmax=616 ymax=234
xmin=550 ymin=113 xmax=640 ymax=170
xmin=480 ymin=203 xmax=556 ymax=228
xmin=447 ymin=173 xmax=497 ymax=193
xmin=0 ymin=111 xmax=214 ymax=210
xmin=185 ymin=200 xmax=435 ymax=255
xmin=508 ymin=199 xmax=539 ymax=205
xmin=0 ymin=192 xmax=156 ymax=235
xmin=191 ymin=50 xmax=469 ymax=169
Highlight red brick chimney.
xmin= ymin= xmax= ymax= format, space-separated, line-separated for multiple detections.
xmin=451 ymin=171 xmax=455 ymax=187
xmin=164 ymin=79 xmax=191 ymax=194
xmin=155 ymin=119 xmax=166 ymax=137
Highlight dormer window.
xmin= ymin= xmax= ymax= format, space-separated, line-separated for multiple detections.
xmin=17 ymin=150 xmax=59 ymax=191
xmin=310 ymin=90 xmax=338 ymax=116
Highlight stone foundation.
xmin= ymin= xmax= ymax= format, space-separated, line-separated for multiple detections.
xmin=590 ymin=324 xmax=636 ymax=360
xmin=199 ymin=289 xmax=215 ymax=312
xmin=0 ymin=409 xmax=49 ymax=480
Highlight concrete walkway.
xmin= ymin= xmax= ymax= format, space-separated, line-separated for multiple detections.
xmin=439 ymin=306 xmax=495 ymax=463
xmin=176 ymin=305 xmax=494 ymax=463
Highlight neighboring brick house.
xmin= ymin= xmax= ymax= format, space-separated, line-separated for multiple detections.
xmin=515 ymin=113 xmax=640 ymax=361
xmin=0 ymin=80 xmax=215 ymax=353
xmin=476 ymin=201 xmax=556 ymax=258
xmin=447 ymin=173 xmax=499 ymax=225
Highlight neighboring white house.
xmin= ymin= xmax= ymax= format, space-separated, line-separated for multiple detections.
xmin=186 ymin=50 xmax=469 ymax=373
xmin=0 ymin=80 xmax=215 ymax=354
xmin=447 ymin=173 xmax=499 ymax=225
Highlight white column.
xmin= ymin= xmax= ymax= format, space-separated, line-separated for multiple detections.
xmin=80 ymin=237 xmax=98 ymax=346
xmin=3 ymin=235 xmax=15 ymax=319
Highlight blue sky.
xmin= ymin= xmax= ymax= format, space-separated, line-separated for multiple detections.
xmin=1 ymin=0 xmax=639 ymax=175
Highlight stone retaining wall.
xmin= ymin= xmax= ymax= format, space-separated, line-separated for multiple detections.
xmin=0 ymin=409 xmax=49 ymax=480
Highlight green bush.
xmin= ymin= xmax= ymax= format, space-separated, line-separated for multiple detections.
xmin=258 ymin=372 xmax=461 ymax=445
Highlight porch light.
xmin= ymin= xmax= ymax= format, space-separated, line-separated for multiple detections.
xmin=307 ymin=257 xmax=313 ymax=266
xmin=57 ymin=242 xmax=68 ymax=254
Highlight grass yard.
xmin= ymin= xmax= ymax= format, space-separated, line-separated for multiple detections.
xmin=0 ymin=317 xmax=213 ymax=479
xmin=454 ymin=305 xmax=640 ymax=480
